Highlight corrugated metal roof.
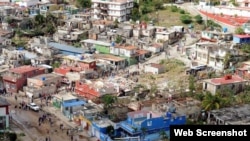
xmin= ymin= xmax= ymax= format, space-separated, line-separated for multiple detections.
xmin=48 ymin=42 xmax=85 ymax=54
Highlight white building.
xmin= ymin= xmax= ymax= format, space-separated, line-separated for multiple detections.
xmin=144 ymin=63 xmax=165 ymax=74
xmin=17 ymin=0 xmax=40 ymax=7
xmin=198 ymin=0 xmax=250 ymax=17
xmin=92 ymin=0 xmax=134 ymax=22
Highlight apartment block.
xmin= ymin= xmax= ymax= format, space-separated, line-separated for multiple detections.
xmin=92 ymin=0 xmax=134 ymax=22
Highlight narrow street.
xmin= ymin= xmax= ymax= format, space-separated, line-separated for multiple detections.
xmin=2 ymin=95 xmax=95 ymax=141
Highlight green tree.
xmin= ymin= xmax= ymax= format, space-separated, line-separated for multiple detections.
xmin=220 ymin=88 xmax=235 ymax=106
xmin=141 ymin=127 xmax=147 ymax=140
xmin=171 ymin=5 xmax=178 ymax=12
xmin=241 ymin=44 xmax=250 ymax=53
xmin=180 ymin=15 xmax=192 ymax=24
xmin=141 ymin=6 xmax=149 ymax=14
xmin=141 ymin=15 xmax=150 ymax=22
xmin=106 ymin=125 xmax=115 ymax=137
xmin=114 ymin=19 xmax=119 ymax=28
xmin=115 ymin=35 xmax=122 ymax=43
xmin=52 ymin=61 xmax=61 ymax=68
xmin=159 ymin=130 xmax=168 ymax=141
xmin=131 ymin=8 xmax=141 ymax=21
xmin=76 ymin=0 xmax=91 ymax=8
xmin=202 ymin=92 xmax=224 ymax=111
xmin=44 ymin=23 xmax=55 ymax=35
xmin=101 ymin=95 xmax=117 ymax=109
xmin=154 ymin=0 xmax=164 ymax=10
xmin=179 ymin=10 xmax=185 ymax=14
xmin=188 ymin=75 xmax=195 ymax=96
xmin=194 ymin=15 xmax=203 ymax=24
xmin=235 ymin=27 xmax=245 ymax=34
xmin=236 ymin=91 xmax=250 ymax=104
xmin=45 ymin=13 xmax=58 ymax=27
xmin=223 ymin=53 xmax=232 ymax=69
xmin=34 ymin=14 xmax=45 ymax=26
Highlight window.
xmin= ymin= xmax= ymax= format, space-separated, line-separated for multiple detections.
xmin=205 ymin=83 xmax=207 ymax=89
xmin=217 ymin=85 xmax=221 ymax=89
xmin=147 ymin=121 xmax=152 ymax=126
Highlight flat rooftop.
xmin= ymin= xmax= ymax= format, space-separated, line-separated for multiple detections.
xmin=9 ymin=65 xmax=44 ymax=74
xmin=210 ymin=104 xmax=250 ymax=125
xmin=93 ymin=54 xmax=125 ymax=62
xmin=53 ymin=93 xmax=78 ymax=101
xmin=203 ymin=75 xmax=247 ymax=85
xmin=31 ymin=73 xmax=60 ymax=80
xmin=81 ymin=39 xmax=110 ymax=47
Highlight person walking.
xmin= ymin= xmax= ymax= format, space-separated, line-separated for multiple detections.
xmin=70 ymin=135 xmax=73 ymax=141
xmin=66 ymin=130 xmax=69 ymax=136
xmin=15 ymin=95 xmax=17 ymax=102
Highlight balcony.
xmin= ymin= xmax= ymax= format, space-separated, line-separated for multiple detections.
xmin=100 ymin=6 xmax=108 ymax=10
xmin=100 ymin=12 xmax=108 ymax=15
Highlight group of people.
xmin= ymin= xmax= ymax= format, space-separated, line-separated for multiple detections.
xmin=45 ymin=136 xmax=51 ymax=141
xmin=38 ymin=113 xmax=53 ymax=127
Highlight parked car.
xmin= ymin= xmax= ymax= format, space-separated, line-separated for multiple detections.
xmin=27 ymin=103 xmax=40 ymax=111
xmin=175 ymin=0 xmax=184 ymax=4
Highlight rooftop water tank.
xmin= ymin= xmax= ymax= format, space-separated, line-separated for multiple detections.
xmin=166 ymin=112 xmax=172 ymax=118
xmin=169 ymin=106 xmax=176 ymax=113
xmin=223 ymin=27 xmax=228 ymax=33
xmin=42 ymin=77 xmax=46 ymax=81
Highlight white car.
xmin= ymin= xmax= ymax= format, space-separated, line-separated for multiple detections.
xmin=28 ymin=103 xmax=40 ymax=111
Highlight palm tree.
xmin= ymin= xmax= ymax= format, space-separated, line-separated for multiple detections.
xmin=202 ymin=92 xmax=224 ymax=111
xmin=140 ymin=127 xmax=147 ymax=140
xmin=132 ymin=127 xmax=138 ymax=133
xmin=159 ymin=130 xmax=168 ymax=141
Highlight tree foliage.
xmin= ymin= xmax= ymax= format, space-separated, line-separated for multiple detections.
xmin=115 ymin=35 xmax=123 ymax=44
xmin=159 ymin=130 xmax=168 ymax=141
xmin=131 ymin=8 xmax=141 ymax=21
xmin=76 ymin=0 xmax=91 ymax=8
xmin=235 ymin=27 xmax=245 ymax=34
xmin=188 ymin=75 xmax=195 ymax=96
xmin=180 ymin=15 xmax=192 ymax=24
xmin=106 ymin=125 xmax=115 ymax=137
xmin=202 ymin=92 xmax=223 ymax=111
xmin=194 ymin=15 xmax=203 ymax=24
xmin=241 ymin=44 xmax=250 ymax=53
xmin=171 ymin=5 xmax=179 ymax=12
xmin=101 ymin=95 xmax=117 ymax=109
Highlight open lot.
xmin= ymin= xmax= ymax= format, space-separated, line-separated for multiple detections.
xmin=148 ymin=6 xmax=204 ymax=30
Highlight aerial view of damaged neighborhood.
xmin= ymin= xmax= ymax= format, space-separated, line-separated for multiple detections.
xmin=1 ymin=0 xmax=250 ymax=140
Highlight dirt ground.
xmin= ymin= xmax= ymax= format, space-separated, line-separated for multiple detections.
xmin=138 ymin=59 xmax=189 ymax=90
xmin=148 ymin=6 xmax=204 ymax=30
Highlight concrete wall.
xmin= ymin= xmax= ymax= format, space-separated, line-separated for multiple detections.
xmin=203 ymin=81 xmax=246 ymax=95
xmin=198 ymin=5 xmax=250 ymax=17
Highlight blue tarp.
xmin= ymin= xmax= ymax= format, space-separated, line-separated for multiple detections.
xmin=62 ymin=100 xmax=86 ymax=107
